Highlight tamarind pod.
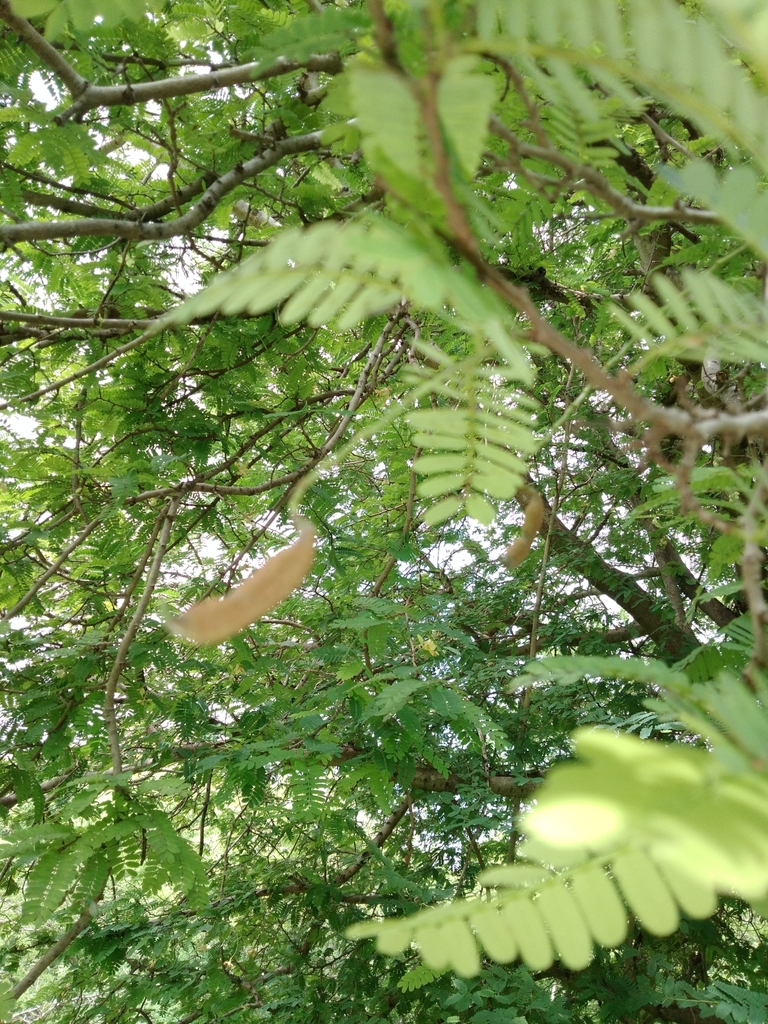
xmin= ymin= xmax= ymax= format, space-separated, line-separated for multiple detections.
xmin=503 ymin=536 xmax=532 ymax=568
xmin=503 ymin=490 xmax=545 ymax=569
xmin=168 ymin=522 xmax=316 ymax=645
xmin=520 ymin=490 xmax=545 ymax=540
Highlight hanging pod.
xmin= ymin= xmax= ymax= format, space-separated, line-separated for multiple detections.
xmin=169 ymin=521 xmax=316 ymax=645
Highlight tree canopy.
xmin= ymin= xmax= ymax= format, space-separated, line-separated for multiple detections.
xmin=3 ymin=1 xmax=768 ymax=1022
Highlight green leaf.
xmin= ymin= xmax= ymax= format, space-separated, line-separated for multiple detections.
xmin=422 ymin=496 xmax=463 ymax=525
xmin=413 ymin=454 xmax=467 ymax=475
xmin=442 ymin=919 xmax=481 ymax=978
xmin=364 ymin=677 xmax=427 ymax=720
xmin=11 ymin=0 xmax=57 ymax=14
xmin=349 ymin=68 xmax=422 ymax=179
xmin=416 ymin=473 xmax=465 ymax=498
xmin=670 ymin=160 xmax=768 ymax=260
xmin=465 ymin=492 xmax=496 ymax=525
xmin=658 ymin=861 xmax=717 ymax=919
xmin=437 ymin=57 xmax=496 ymax=177
xmin=611 ymin=848 xmax=679 ymax=935
xmin=470 ymin=906 xmax=518 ymax=963
xmin=43 ymin=0 xmax=69 ymax=37
xmin=500 ymin=897 xmax=553 ymax=972
xmin=535 ymin=880 xmax=594 ymax=970
xmin=0 ymin=978 xmax=15 ymax=1020
xmin=570 ymin=862 xmax=628 ymax=947
xmin=397 ymin=965 xmax=440 ymax=991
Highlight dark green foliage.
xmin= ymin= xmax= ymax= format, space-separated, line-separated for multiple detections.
xmin=2 ymin=0 xmax=768 ymax=1022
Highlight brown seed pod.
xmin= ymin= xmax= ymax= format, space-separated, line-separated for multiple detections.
xmin=503 ymin=536 xmax=532 ymax=569
xmin=169 ymin=521 xmax=316 ymax=645
xmin=503 ymin=490 xmax=545 ymax=569
xmin=520 ymin=490 xmax=544 ymax=539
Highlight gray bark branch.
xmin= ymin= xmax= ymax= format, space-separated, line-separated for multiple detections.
xmin=0 ymin=132 xmax=324 ymax=243
xmin=54 ymin=53 xmax=342 ymax=124
xmin=11 ymin=897 xmax=101 ymax=999
xmin=0 ymin=0 xmax=87 ymax=96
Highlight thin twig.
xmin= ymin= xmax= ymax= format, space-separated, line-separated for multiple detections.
xmin=199 ymin=772 xmax=213 ymax=856
xmin=1 ymin=517 xmax=102 ymax=620
xmin=0 ymin=324 xmax=161 ymax=410
xmin=103 ymin=497 xmax=179 ymax=774
xmin=489 ymin=116 xmax=717 ymax=227
xmin=371 ymin=453 xmax=420 ymax=596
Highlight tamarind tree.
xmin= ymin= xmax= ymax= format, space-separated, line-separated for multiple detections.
xmin=2 ymin=1 xmax=768 ymax=1022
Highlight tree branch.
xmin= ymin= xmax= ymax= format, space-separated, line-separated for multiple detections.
xmin=370 ymin=454 xmax=419 ymax=596
xmin=0 ymin=132 xmax=324 ymax=243
xmin=741 ymin=470 xmax=768 ymax=686
xmin=653 ymin=1005 xmax=718 ymax=1024
xmin=333 ymin=794 xmax=412 ymax=885
xmin=0 ymin=516 xmax=102 ymax=620
xmin=411 ymin=768 xmax=539 ymax=800
xmin=489 ymin=116 xmax=718 ymax=227
xmin=538 ymin=493 xmax=698 ymax=660
xmin=0 ymin=324 xmax=159 ymax=410
xmin=0 ymin=0 xmax=87 ymax=97
xmin=471 ymin=246 xmax=768 ymax=460
xmin=6 ymin=165 xmax=217 ymax=223
xmin=103 ymin=498 xmax=179 ymax=775
xmin=0 ymin=769 xmax=75 ymax=808
xmin=367 ymin=0 xmax=404 ymax=72
xmin=0 ymin=310 xmax=155 ymax=329
xmin=54 ymin=53 xmax=342 ymax=124
xmin=11 ymin=894 xmax=102 ymax=999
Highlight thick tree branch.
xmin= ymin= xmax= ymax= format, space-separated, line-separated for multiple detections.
xmin=0 ymin=132 xmax=324 ymax=243
xmin=0 ymin=0 xmax=87 ymax=96
xmin=0 ymin=308 xmax=289 ymax=331
xmin=11 ymin=894 xmax=102 ymax=999
xmin=53 ymin=53 xmax=342 ymax=124
xmin=651 ymin=533 xmax=701 ymax=643
xmin=606 ymin=441 xmax=741 ymax=628
xmin=0 ymin=310 xmax=155 ymax=329
xmin=741 ymin=471 xmax=768 ymax=685
xmin=0 ymin=758 xmax=539 ymax=812
xmin=411 ymin=768 xmax=539 ymax=800
xmin=657 ymin=535 xmax=739 ymax=627
xmin=334 ymin=795 xmax=412 ymax=885
xmin=0 ymin=769 xmax=75 ymax=808
xmin=538 ymin=494 xmax=698 ymax=660
xmin=654 ymin=1005 xmax=717 ymax=1024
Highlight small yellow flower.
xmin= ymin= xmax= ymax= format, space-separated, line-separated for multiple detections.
xmin=417 ymin=635 xmax=439 ymax=657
